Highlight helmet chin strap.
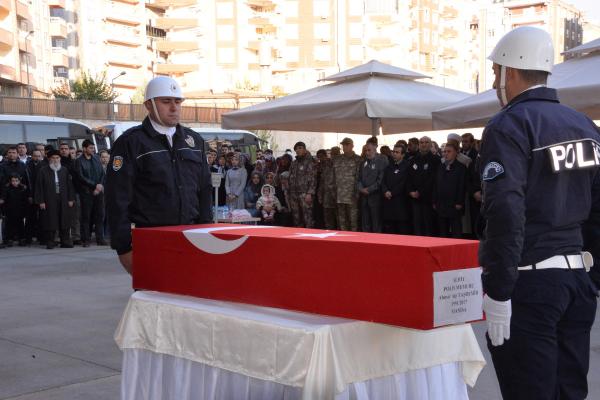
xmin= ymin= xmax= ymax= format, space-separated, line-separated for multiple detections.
xmin=499 ymin=65 xmax=508 ymax=107
xmin=150 ymin=98 xmax=166 ymax=126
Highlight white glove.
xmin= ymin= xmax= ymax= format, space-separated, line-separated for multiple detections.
xmin=483 ymin=294 xmax=512 ymax=347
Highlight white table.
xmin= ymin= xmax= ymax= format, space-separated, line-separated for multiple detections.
xmin=115 ymin=291 xmax=485 ymax=400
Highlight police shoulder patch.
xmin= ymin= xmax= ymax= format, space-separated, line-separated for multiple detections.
xmin=112 ymin=156 xmax=123 ymax=172
xmin=482 ymin=161 xmax=504 ymax=181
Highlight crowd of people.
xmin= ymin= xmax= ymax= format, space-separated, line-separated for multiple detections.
xmin=210 ymin=132 xmax=482 ymax=239
xmin=0 ymin=141 xmax=110 ymax=249
xmin=0 ymin=131 xmax=481 ymax=250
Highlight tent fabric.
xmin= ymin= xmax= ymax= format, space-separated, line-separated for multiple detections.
xmin=321 ymin=59 xmax=431 ymax=82
xmin=222 ymin=75 xmax=469 ymax=135
xmin=432 ymin=51 xmax=600 ymax=130
xmin=563 ymin=38 xmax=600 ymax=56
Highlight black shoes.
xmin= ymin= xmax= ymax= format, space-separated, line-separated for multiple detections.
xmin=96 ymin=240 xmax=108 ymax=246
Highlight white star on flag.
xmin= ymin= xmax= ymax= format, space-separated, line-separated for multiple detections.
xmin=290 ymin=232 xmax=353 ymax=239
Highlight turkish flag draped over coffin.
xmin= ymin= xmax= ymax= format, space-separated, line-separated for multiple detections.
xmin=132 ymin=224 xmax=482 ymax=330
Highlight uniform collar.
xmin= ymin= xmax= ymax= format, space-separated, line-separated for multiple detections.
xmin=505 ymin=86 xmax=559 ymax=110
xmin=142 ymin=116 xmax=180 ymax=139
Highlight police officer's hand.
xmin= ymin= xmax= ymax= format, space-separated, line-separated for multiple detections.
xmin=473 ymin=191 xmax=482 ymax=202
xmin=39 ymin=202 xmax=45 ymax=210
xmin=385 ymin=191 xmax=392 ymax=199
xmin=68 ymin=201 xmax=74 ymax=207
xmin=119 ymin=251 xmax=133 ymax=275
xmin=483 ymin=294 xmax=512 ymax=346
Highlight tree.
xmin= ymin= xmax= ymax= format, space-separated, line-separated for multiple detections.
xmin=51 ymin=81 xmax=72 ymax=100
xmin=255 ymin=129 xmax=278 ymax=152
xmin=71 ymin=71 xmax=118 ymax=101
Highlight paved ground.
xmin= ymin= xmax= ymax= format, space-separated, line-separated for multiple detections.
xmin=0 ymin=245 xmax=598 ymax=399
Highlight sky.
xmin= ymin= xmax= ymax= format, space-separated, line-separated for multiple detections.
xmin=567 ymin=0 xmax=600 ymax=20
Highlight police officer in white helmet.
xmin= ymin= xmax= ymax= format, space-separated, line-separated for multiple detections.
xmin=105 ymin=76 xmax=212 ymax=274
xmin=479 ymin=26 xmax=600 ymax=399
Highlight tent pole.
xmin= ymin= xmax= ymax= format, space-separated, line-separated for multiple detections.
xmin=371 ymin=118 xmax=379 ymax=136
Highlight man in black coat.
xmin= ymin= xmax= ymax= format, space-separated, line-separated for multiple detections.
xmin=407 ymin=136 xmax=440 ymax=236
xmin=433 ymin=142 xmax=466 ymax=238
xmin=24 ymin=150 xmax=44 ymax=244
xmin=34 ymin=151 xmax=75 ymax=249
xmin=75 ymin=139 xmax=106 ymax=247
xmin=59 ymin=142 xmax=81 ymax=244
xmin=381 ymin=144 xmax=411 ymax=234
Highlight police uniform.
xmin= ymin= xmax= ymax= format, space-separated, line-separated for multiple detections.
xmin=479 ymin=86 xmax=599 ymax=399
xmin=105 ymin=117 xmax=212 ymax=256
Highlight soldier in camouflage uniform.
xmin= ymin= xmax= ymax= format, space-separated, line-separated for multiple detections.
xmin=317 ymin=153 xmax=337 ymax=229
xmin=288 ymin=142 xmax=316 ymax=228
xmin=332 ymin=138 xmax=362 ymax=231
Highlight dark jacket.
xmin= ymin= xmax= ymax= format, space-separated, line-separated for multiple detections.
xmin=34 ymin=166 xmax=75 ymax=231
xmin=479 ymin=87 xmax=600 ymax=300
xmin=2 ymin=184 xmax=28 ymax=218
xmin=381 ymin=159 xmax=410 ymax=221
xmin=1 ymin=160 xmax=29 ymax=194
xmin=25 ymin=160 xmax=42 ymax=199
xmin=75 ymin=154 xmax=105 ymax=194
xmin=408 ymin=152 xmax=440 ymax=203
xmin=105 ymin=117 xmax=213 ymax=255
xmin=358 ymin=154 xmax=388 ymax=205
xmin=433 ymin=160 xmax=466 ymax=218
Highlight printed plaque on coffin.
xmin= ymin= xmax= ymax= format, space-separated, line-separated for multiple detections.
xmin=433 ymin=268 xmax=483 ymax=327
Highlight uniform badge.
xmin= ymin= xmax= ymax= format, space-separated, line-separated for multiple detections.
xmin=482 ymin=161 xmax=505 ymax=181
xmin=112 ymin=156 xmax=123 ymax=172
xmin=185 ymin=135 xmax=195 ymax=147
xmin=394 ymin=169 xmax=399 ymax=174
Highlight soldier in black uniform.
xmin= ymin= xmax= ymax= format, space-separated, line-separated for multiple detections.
xmin=105 ymin=76 xmax=212 ymax=274
xmin=480 ymin=26 xmax=599 ymax=400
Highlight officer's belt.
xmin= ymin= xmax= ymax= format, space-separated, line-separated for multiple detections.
xmin=518 ymin=252 xmax=593 ymax=272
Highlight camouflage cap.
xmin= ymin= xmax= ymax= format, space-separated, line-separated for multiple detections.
xmin=340 ymin=137 xmax=353 ymax=145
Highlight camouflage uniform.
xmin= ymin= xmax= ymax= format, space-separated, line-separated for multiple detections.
xmin=332 ymin=152 xmax=362 ymax=231
xmin=288 ymin=154 xmax=317 ymax=228
xmin=317 ymin=158 xmax=337 ymax=229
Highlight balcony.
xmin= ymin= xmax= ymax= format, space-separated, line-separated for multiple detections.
xmin=105 ymin=25 xmax=142 ymax=47
xmin=0 ymin=0 xmax=11 ymax=18
xmin=247 ymin=0 xmax=276 ymax=9
xmin=368 ymin=37 xmax=395 ymax=49
xmin=369 ymin=15 xmax=392 ymax=24
xmin=18 ymin=37 xmax=33 ymax=53
xmin=52 ymin=47 xmax=69 ymax=67
xmin=156 ymin=40 xmax=199 ymax=52
xmin=442 ymin=27 xmax=458 ymax=39
xmin=16 ymin=1 xmax=31 ymax=21
xmin=50 ymin=17 xmax=68 ymax=38
xmin=440 ymin=47 xmax=457 ymax=58
xmin=105 ymin=2 xmax=141 ymax=25
xmin=155 ymin=63 xmax=197 ymax=74
xmin=107 ymin=51 xmax=143 ymax=68
xmin=442 ymin=67 xmax=457 ymax=76
xmin=147 ymin=0 xmax=195 ymax=7
xmin=509 ymin=10 xmax=546 ymax=25
xmin=155 ymin=17 xmax=198 ymax=29
xmin=0 ymin=63 xmax=16 ymax=81
xmin=0 ymin=27 xmax=13 ymax=51
xmin=49 ymin=0 xmax=66 ymax=8
xmin=441 ymin=6 xmax=458 ymax=19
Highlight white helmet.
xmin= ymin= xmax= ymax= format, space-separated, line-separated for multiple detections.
xmin=144 ymin=76 xmax=184 ymax=102
xmin=488 ymin=26 xmax=554 ymax=73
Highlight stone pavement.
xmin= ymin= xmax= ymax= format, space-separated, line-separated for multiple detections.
xmin=0 ymin=245 xmax=598 ymax=399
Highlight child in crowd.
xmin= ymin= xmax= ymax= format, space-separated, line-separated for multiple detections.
xmin=256 ymin=184 xmax=282 ymax=224
xmin=1 ymin=174 xmax=28 ymax=246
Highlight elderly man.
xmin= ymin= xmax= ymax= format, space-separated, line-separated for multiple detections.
xmin=34 ymin=150 xmax=75 ymax=249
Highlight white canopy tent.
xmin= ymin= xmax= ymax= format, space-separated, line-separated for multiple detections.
xmin=432 ymin=38 xmax=600 ymax=130
xmin=222 ymin=60 xmax=470 ymax=135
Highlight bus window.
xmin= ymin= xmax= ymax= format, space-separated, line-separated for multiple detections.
xmin=24 ymin=123 xmax=71 ymax=144
xmin=0 ymin=122 xmax=25 ymax=152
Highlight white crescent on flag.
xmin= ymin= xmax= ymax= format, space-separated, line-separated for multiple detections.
xmin=182 ymin=226 xmax=277 ymax=255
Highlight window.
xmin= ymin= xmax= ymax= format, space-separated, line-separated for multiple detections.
xmin=285 ymin=24 xmax=298 ymax=39
xmin=0 ymin=123 xmax=25 ymax=145
xmin=52 ymin=38 xmax=67 ymax=49
xmin=314 ymin=23 xmax=330 ymax=40
xmin=282 ymin=46 xmax=299 ymax=61
xmin=349 ymin=23 xmax=362 ymax=39
xmin=218 ymin=47 xmax=235 ymax=63
xmin=284 ymin=1 xmax=298 ymax=17
xmin=349 ymin=44 xmax=363 ymax=60
xmin=313 ymin=0 xmax=329 ymax=18
xmin=365 ymin=0 xmax=397 ymax=14
xmin=217 ymin=25 xmax=234 ymax=41
xmin=216 ymin=2 xmax=234 ymax=19
xmin=24 ymin=123 xmax=70 ymax=144
xmin=348 ymin=0 xmax=363 ymax=16
xmin=314 ymin=45 xmax=330 ymax=61
xmin=50 ymin=7 xmax=66 ymax=19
